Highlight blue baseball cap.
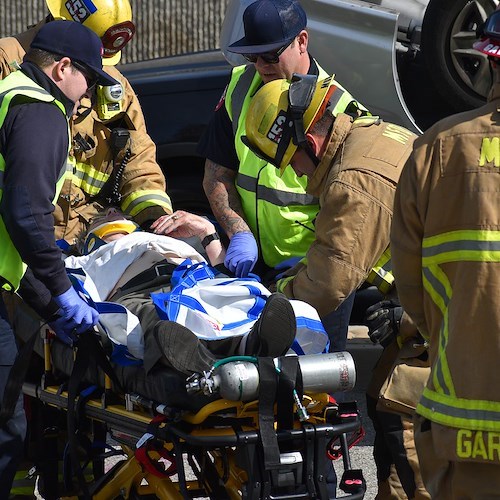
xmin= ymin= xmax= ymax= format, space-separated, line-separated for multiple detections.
xmin=30 ymin=20 xmax=118 ymax=87
xmin=228 ymin=0 xmax=307 ymax=54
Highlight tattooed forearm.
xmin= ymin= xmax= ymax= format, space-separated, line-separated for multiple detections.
xmin=203 ymin=159 xmax=250 ymax=237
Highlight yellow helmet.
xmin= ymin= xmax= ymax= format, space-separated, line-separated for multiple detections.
xmin=243 ymin=74 xmax=341 ymax=173
xmin=46 ymin=0 xmax=135 ymax=65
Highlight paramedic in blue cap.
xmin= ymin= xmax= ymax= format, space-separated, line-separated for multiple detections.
xmin=0 ymin=19 xmax=116 ymax=497
xmin=199 ymin=3 xmax=366 ymax=495
xmin=198 ymin=3 xmax=365 ymax=292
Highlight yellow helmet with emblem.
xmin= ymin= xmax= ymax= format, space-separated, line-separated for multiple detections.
xmin=243 ymin=74 xmax=343 ymax=173
xmin=46 ymin=0 xmax=135 ymax=65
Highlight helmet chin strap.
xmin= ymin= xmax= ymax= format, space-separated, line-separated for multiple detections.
xmin=303 ymin=143 xmax=320 ymax=167
xmin=290 ymin=109 xmax=320 ymax=167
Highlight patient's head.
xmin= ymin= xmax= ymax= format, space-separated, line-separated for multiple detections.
xmin=79 ymin=207 xmax=140 ymax=254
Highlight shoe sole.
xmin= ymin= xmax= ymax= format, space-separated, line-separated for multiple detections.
xmin=257 ymin=293 xmax=296 ymax=357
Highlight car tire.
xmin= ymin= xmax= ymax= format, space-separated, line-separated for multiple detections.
xmin=421 ymin=0 xmax=497 ymax=112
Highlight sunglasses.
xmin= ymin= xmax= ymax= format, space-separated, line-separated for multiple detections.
xmin=243 ymin=38 xmax=294 ymax=64
xmin=71 ymin=60 xmax=99 ymax=90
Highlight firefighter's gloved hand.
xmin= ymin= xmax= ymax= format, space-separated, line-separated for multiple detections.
xmin=51 ymin=287 xmax=99 ymax=344
xmin=365 ymin=300 xmax=403 ymax=347
xmin=224 ymin=231 xmax=258 ymax=277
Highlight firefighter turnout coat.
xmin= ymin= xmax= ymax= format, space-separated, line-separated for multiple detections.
xmin=0 ymin=22 xmax=172 ymax=243
xmin=278 ymin=113 xmax=416 ymax=318
xmin=392 ymin=82 xmax=500 ymax=440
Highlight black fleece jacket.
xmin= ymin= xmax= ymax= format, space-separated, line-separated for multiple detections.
xmin=0 ymin=61 xmax=75 ymax=317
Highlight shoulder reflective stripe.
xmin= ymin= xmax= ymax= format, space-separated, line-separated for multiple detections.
xmin=121 ymin=190 xmax=173 ymax=217
xmin=0 ymin=84 xmax=52 ymax=100
xmin=237 ymin=172 xmax=317 ymax=206
xmin=328 ymin=88 xmax=345 ymax=115
xmin=0 ymin=83 xmax=55 ymax=126
xmin=231 ymin=65 xmax=257 ymax=136
xmin=417 ymin=388 xmax=500 ymax=431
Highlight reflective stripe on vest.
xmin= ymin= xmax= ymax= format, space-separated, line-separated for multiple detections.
xmin=366 ymin=247 xmax=395 ymax=294
xmin=416 ymin=229 xmax=500 ymax=430
xmin=0 ymin=71 xmax=69 ymax=291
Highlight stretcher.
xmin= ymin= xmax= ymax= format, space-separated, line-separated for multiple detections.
xmin=19 ymin=324 xmax=366 ymax=500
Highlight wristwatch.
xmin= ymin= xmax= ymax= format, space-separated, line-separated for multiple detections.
xmin=201 ymin=232 xmax=220 ymax=249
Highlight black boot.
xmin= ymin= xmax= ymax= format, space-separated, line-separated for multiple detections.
xmin=244 ymin=293 xmax=296 ymax=357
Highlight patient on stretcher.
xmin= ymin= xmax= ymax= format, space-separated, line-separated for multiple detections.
xmin=57 ymin=208 xmax=328 ymax=377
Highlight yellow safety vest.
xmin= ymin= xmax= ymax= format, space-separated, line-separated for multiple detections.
xmin=226 ymin=64 xmax=368 ymax=267
xmin=225 ymin=64 xmax=322 ymax=267
xmin=0 ymin=71 xmax=69 ymax=291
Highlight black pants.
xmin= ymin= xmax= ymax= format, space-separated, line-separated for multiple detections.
xmin=367 ymin=394 xmax=418 ymax=499
xmin=0 ymin=295 xmax=27 ymax=499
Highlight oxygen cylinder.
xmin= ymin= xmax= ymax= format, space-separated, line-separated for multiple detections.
xmin=214 ymin=352 xmax=356 ymax=402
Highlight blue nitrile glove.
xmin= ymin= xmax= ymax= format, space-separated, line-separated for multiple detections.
xmin=274 ymin=256 xmax=302 ymax=280
xmin=224 ymin=231 xmax=258 ymax=277
xmin=50 ymin=287 xmax=99 ymax=345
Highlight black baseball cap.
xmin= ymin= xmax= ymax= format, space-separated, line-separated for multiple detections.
xmin=228 ymin=0 xmax=307 ymax=54
xmin=30 ymin=20 xmax=118 ymax=87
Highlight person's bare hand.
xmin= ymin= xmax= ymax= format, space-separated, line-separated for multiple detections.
xmin=150 ymin=211 xmax=215 ymax=240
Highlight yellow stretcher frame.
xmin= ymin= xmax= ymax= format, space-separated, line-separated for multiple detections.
xmin=22 ymin=340 xmax=366 ymax=499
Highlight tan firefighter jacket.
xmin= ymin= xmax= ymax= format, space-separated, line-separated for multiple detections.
xmin=392 ymin=82 xmax=500 ymax=434
xmin=277 ymin=113 xmax=416 ymax=317
xmin=0 ymin=22 xmax=172 ymax=243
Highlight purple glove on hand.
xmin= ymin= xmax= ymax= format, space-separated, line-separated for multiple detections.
xmin=224 ymin=231 xmax=258 ymax=277
xmin=50 ymin=287 xmax=99 ymax=345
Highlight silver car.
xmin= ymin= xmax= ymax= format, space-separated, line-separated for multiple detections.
xmin=221 ymin=0 xmax=499 ymax=132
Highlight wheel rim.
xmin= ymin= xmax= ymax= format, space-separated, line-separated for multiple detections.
xmin=449 ymin=0 xmax=499 ymax=98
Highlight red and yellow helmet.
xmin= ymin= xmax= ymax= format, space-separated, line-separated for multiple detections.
xmin=46 ymin=0 xmax=135 ymax=65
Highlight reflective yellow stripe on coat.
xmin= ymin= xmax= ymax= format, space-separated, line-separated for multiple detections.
xmin=367 ymin=247 xmax=395 ymax=294
xmin=417 ymin=229 xmax=500 ymax=430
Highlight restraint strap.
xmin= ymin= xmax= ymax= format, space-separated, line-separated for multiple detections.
xmin=258 ymin=358 xmax=281 ymax=471
xmin=67 ymin=331 xmax=122 ymax=499
xmin=116 ymin=260 xmax=176 ymax=293
xmin=276 ymin=356 xmax=300 ymax=432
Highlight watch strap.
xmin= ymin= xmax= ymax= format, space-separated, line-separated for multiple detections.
xmin=201 ymin=232 xmax=220 ymax=249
